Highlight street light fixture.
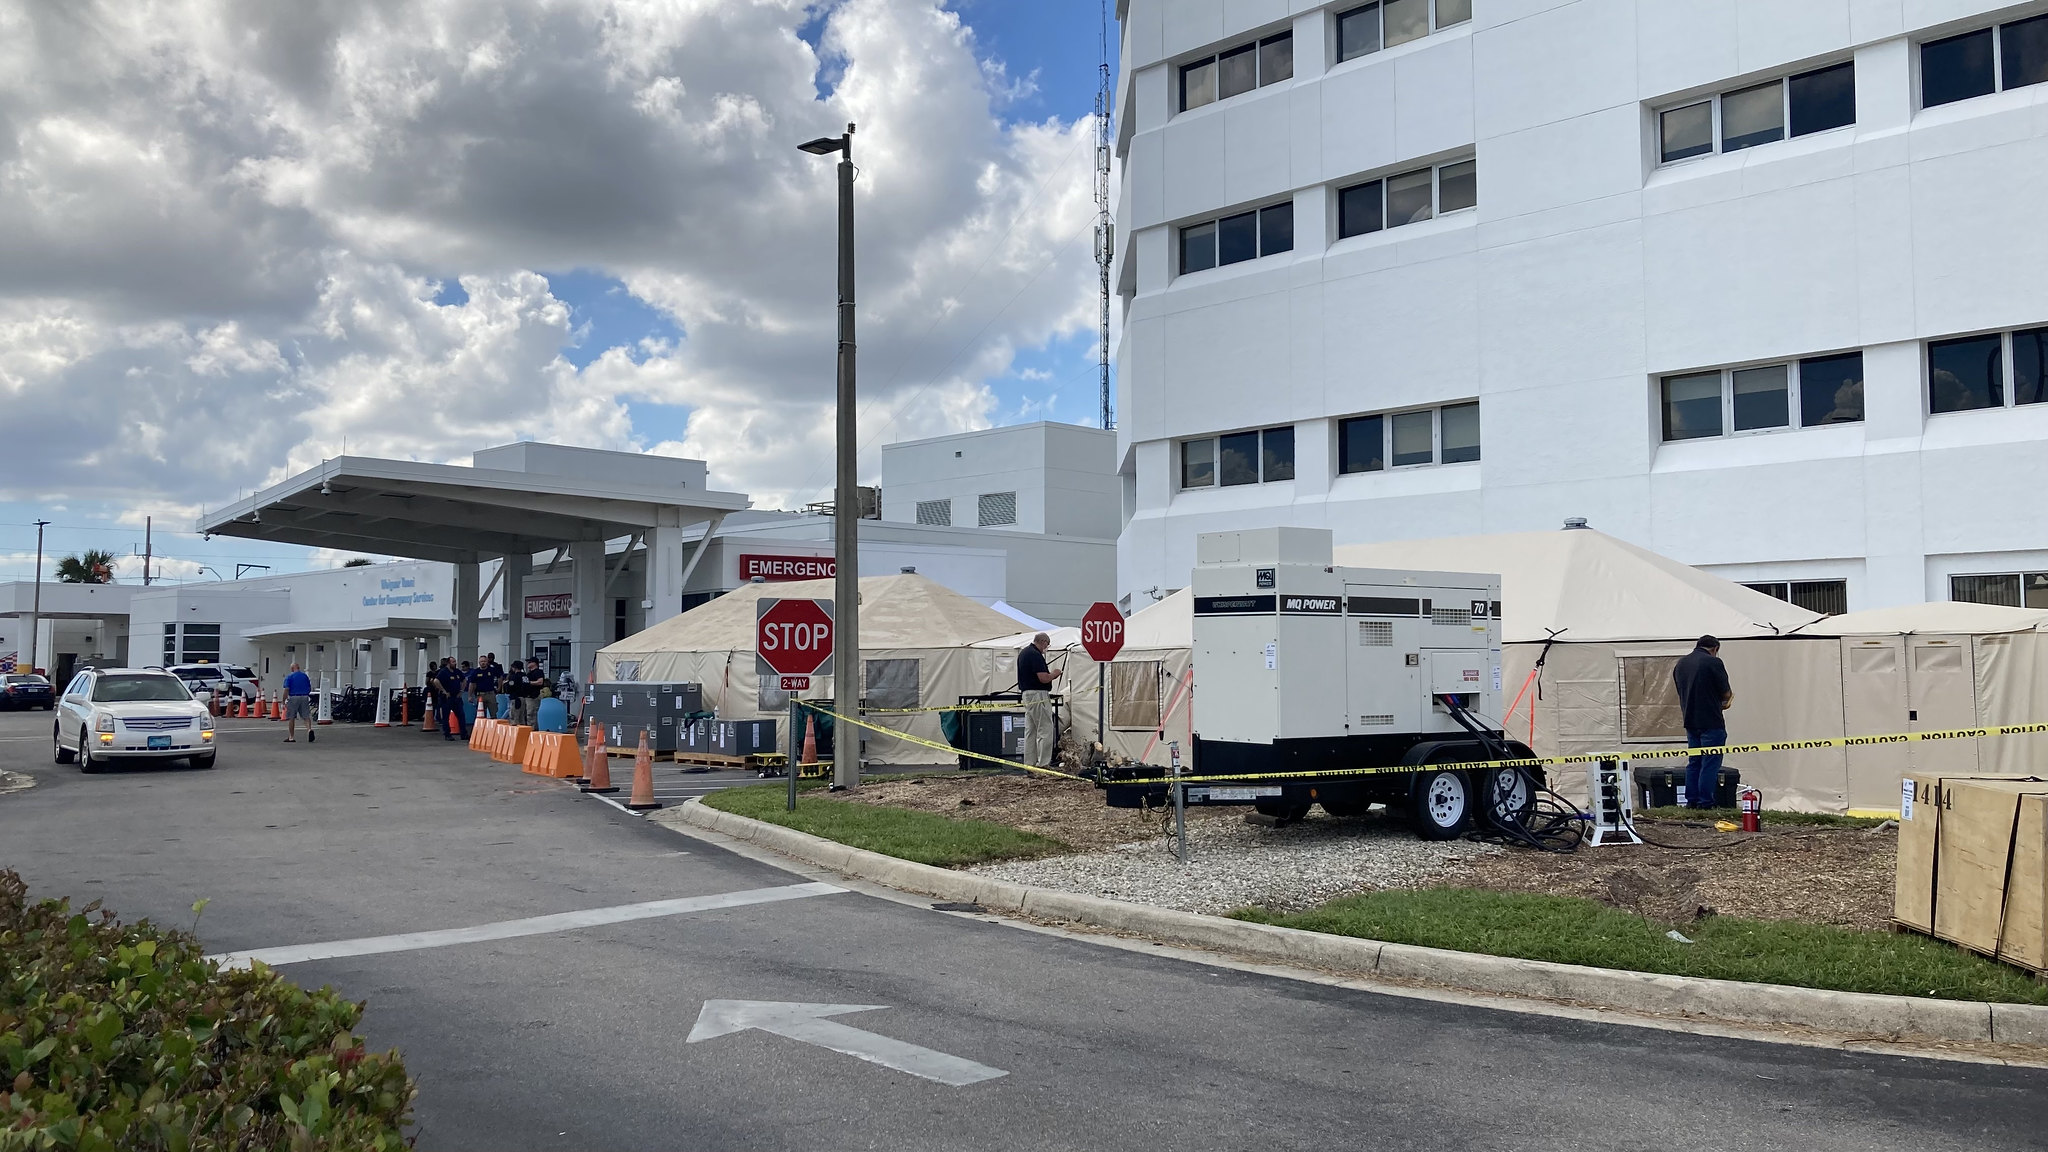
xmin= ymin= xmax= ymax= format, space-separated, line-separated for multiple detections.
xmin=799 ymin=122 xmax=860 ymax=791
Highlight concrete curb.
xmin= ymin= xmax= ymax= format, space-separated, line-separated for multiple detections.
xmin=669 ymin=798 xmax=2048 ymax=1048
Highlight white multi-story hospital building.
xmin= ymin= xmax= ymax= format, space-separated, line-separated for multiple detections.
xmin=1113 ymin=0 xmax=2048 ymax=614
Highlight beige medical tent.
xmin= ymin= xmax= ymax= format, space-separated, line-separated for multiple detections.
xmin=1806 ymin=603 xmax=2048 ymax=803
xmin=1038 ymin=592 xmax=1197 ymax=765
xmin=594 ymin=573 xmax=1023 ymax=764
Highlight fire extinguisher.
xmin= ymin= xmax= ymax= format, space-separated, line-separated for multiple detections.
xmin=1737 ymin=785 xmax=1762 ymax=833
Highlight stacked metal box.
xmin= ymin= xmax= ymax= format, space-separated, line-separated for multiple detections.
xmin=711 ymin=718 xmax=778 ymax=757
xmin=584 ymin=682 xmax=703 ymax=752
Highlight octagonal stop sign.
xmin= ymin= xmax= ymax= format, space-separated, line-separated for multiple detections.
xmin=756 ymin=598 xmax=834 ymax=678
xmin=1080 ymin=601 xmax=1125 ymax=663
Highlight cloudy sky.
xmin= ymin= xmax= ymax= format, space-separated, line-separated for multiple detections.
xmin=0 ymin=0 xmax=1114 ymax=582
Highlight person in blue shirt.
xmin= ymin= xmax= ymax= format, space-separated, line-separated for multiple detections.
xmin=432 ymin=658 xmax=467 ymax=740
xmin=282 ymin=663 xmax=314 ymax=744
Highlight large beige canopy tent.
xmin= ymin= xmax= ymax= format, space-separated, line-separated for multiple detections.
xmin=1041 ymin=592 xmax=1196 ymax=765
xmin=1805 ymin=602 xmax=2048 ymax=798
xmin=595 ymin=573 xmax=1023 ymax=764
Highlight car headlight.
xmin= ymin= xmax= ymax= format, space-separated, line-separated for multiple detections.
xmin=94 ymin=713 xmax=116 ymax=733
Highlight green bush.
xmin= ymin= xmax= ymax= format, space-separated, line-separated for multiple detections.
xmin=0 ymin=871 xmax=413 ymax=1150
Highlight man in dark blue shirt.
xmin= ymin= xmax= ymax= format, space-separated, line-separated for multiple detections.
xmin=468 ymin=656 xmax=501 ymax=721
xmin=1672 ymin=636 xmax=1734 ymax=810
xmin=1017 ymin=634 xmax=1060 ymax=768
xmin=432 ymin=658 xmax=467 ymax=740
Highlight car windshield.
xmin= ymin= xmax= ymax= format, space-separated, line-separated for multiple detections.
xmin=5 ymin=675 xmax=48 ymax=686
xmin=92 ymin=676 xmax=193 ymax=703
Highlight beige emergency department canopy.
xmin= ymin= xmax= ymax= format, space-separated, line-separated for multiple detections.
xmin=594 ymin=573 xmax=1022 ymax=764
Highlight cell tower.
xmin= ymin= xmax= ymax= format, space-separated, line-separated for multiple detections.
xmin=1095 ymin=0 xmax=1115 ymax=431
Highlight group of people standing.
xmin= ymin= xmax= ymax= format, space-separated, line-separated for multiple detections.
xmin=427 ymin=653 xmax=565 ymax=741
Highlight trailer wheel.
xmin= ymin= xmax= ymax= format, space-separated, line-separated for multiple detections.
xmin=1253 ymin=800 xmax=1312 ymax=824
xmin=1478 ymin=765 xmax=1535 ymax=829
xmin=1409 ymin=769 xmax=1471 ymax=840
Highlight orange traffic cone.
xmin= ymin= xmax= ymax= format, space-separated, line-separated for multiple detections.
xmin=399 ymin=692 xmax=410 ymax=727
xmin=580 ymin=719 xmax=617 ymax=794
xmin=801 ymin=714 xmax=819 ymax=768
xmin=626 ymin=729 xmax=661 ymax=811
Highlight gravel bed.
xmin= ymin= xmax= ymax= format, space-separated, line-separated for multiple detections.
xmin=970 ymin=810 xmax=1500 ymax=915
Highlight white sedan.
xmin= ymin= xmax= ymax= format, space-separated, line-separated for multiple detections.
xmin=53 ymin=668 xmax=217 ymax=772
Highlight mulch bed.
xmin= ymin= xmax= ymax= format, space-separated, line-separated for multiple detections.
xmin=1443 ymin=816 xmax=1899 ymax=931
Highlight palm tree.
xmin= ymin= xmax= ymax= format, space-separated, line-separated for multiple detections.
xmin=54 ymin=550 xmax=116 ymax=584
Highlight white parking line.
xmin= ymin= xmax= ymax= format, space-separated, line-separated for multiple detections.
xmin=209 ymin=882 xmax=846 ymax=968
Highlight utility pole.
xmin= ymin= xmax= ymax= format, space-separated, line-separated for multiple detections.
xmin=1095 ymin=0 xmax=1116 ymax=432
xmin=799 ymin=123 xmax=862 ymax=790
xmin=143 ymin=516 xmax=152 ymax=586
xmin=29 ymin=519 xmax=49 ymax=674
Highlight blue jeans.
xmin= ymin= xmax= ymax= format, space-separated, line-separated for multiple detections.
xmin=1685 ymin=728 xmax=1727 ymax=808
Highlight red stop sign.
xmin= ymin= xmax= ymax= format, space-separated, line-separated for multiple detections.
xmin=1080 ymin=601 xmax=1125 ymax=662
xmin=756 ymin=598 xmax=834 ymax=676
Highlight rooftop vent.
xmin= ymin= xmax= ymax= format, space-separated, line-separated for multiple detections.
xmin=900 ymin=566 xmax=917 ymax=574
xmin=1562 ymin=517 xmax=1590 ymax=530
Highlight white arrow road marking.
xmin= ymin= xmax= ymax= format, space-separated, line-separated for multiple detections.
xmin=209 ymin=882 xmax=845 ymax=969
xmin=688 ymin=1000 xmax=1007 ymax=1087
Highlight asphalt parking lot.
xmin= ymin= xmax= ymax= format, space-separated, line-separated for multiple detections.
xmin=3 ymin=707 xmax=2046 ymax=1151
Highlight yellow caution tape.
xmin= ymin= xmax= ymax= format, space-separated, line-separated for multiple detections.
xmin=796 ymin=701 xmax=1089 ymax=782
xmin=794 ymin=702 xmax=2048 ymax=791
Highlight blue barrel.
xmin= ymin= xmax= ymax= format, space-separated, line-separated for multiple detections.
xmin=536 ymin=696 xmax=570 ymax=734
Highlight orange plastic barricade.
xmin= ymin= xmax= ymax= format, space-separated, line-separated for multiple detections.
xmin=523 ymin=731 xmax=578 ymax=777
xmin=494 ymin=725 xmax=533 ymax=765
xmin=470 ymin=717 xmax=497 ymax=752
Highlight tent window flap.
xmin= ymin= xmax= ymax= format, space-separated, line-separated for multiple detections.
xmin=1110 ymin=661 xmax=1163 ymax=729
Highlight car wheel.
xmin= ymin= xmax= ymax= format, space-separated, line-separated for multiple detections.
xmin=1408 ymin=769 xmax=1471 ymax=840
xmin=53 ymin=724 xmax=74 ymax=764
xmin=78 ymin=731 xmax=103 ymax=774
xmin=189 ymin=752 xmax=217 ymax=770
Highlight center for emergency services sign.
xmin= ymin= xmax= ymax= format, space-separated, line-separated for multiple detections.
xmin=756 ymin=597 xmax=834 ymax=690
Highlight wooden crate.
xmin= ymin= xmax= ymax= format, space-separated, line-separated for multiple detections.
xmin=1894 ymin=773 xmax=2048 ymax=973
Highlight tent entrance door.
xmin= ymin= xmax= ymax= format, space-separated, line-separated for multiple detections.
xmin=1907 ymin=638 xmax=1979 ymax=776
xmin=1841 ymin=638 xmax=1909 ymax=811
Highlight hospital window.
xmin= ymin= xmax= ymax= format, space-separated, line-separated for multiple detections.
xmin=1335 ymin=0 xmax=1470 ymax=63
xmin=1927 ymin=327 xmax=2048 ymax=415
xmin=1921 ymin=14 xmax=2048 ymax=109
xmin=1179 ymin=426 xmax=1294 ymax=489
xmin=1180 ymin=202 xmax=1293 ymax=275
xmin=1656 ymin=61 xmax=1855 ymax=164
xmin=1180 ymin=30 xmax=1292 ymax=113
xmin=1952 ymin=573 xmax=2048 ymax=609
xmin=1337 ymin=158 xmax=1475 ymax=239
xmin=162 ymin=623 xmax=176 ymax=664
xmin=180 ymin=624 xmax=221 ymax=664
xmin=614 ymin=599 xmax=628 ymax=642
xmin=1659 ymin=352 xmax=1865 ymax=441
xmin=1336 ymin=402 xmax=1479 ymax=474
xmin=1742 ymin=580 xmax=1849 ymax=616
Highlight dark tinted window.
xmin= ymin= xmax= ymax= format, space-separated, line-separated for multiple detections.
xmin=1180 ymin=222 xmax=1216 ymax=273
xmin=1218 ymin=431 xmax=1261 ymax=485
xmin=5 ymin=675 xmax=49 ymax=685
xmin=1660 ymin=102 xmax=1713 ymax=162
xmin=1731 ymin=365 xmax=1789 ymax=431
xmin=2004 ymin=13 xmax=2048 ymax=89
xmin=1338 ymin=415 xmax=1385 ymax=473
xmin=1261 ymin=426 xmax=1295 ymax=480
xmin=1180 ymin=439 xmax=1214 ymax=487
xmin=1662 ymin=372 xmax=1723 ymax=440
xmin=1799 ymin=352 xmax=1865 ymax=425
xmin=1438 ymin=160 xmax=1476 ymax=213
xmin=1181 ymin=58 xmax=1217 ymax=110
xmin=1788 ymin=62 xmax=1855 ymax=136
xmin=2015 ymin=326 xmax=2047 ymax=406
xmin=1217 ymin=211 xmax=1258 ymax=266
xmin=1258 ymin=202 xmax=1293 ymax=256
xmin=1218 ymin=43 xmax=1258 ymax=100
xmin=1923 ymin=28 xmax=1996 ymax=107
xmin=1928 ymin=335 xmax=2003 ymax=413
xmin=1954 ymin=574 xmax=2022 ymax=606
xmin=1259 ymin=33 xmax=1293 ymax=85
xmin=1337 ymin=3 xmax=1381 ymax=61
xmin=1720 ymin=80 xmax=1784 ymax=151
xmin=1386 ymin=167 xmax=1433 ymax=226
xmin=1338 ymin=181 xmax=1383 ymax=238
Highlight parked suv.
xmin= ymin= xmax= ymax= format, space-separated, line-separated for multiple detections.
xmin=167 ymin=664 xmax=256 ymax=703
xmin=1 ymin=673 xmax=55 ymax=711
xmin=53 ymin=668 xmax=216 ymax=771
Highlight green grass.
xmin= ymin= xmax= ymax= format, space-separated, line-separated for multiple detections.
xmin=1230 ymin=888 xmax=2048 ymax=1005
xmin=1637 ymin=806 xmax=1891 ymax=829
xmin=702 ymin=783 xmax=1069 ymax=868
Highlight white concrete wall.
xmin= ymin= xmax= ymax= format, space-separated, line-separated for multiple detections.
xmin=1117 ymin=0 xmax=2048 ymax=611
xmin=881 ymin=422 xmax=1120 ymax=538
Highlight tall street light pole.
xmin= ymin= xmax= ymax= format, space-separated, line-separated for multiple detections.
xmin=29 ymin=519 xmax=50 ymax=675
xmin=800 ymin=122 xmax=860 ymax=791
